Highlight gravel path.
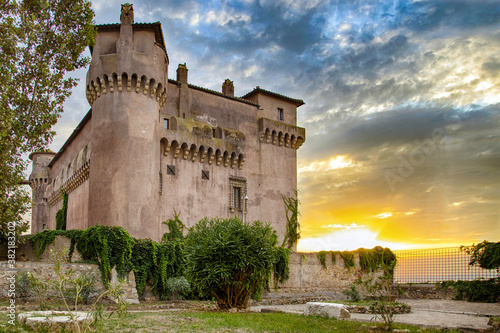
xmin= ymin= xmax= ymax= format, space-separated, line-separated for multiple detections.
xmin=250 ymin=299 xmax=500 ymax=331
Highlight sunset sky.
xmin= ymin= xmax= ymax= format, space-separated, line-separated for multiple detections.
xmin=51 ymin=0 xmax=500 ymax=251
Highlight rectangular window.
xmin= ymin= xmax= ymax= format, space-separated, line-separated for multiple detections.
xmin=167 ymin=165 xmax=175 ymax=175
xmin=232 ymin=186 xmax=241 ymax=209
xmin=202 ymin=170 xmax=209 ymax=180
xmin=277 ymin=108 xmax=284 ymax=121
xmin=163 ymin=118 xmax=169 ymax=129
xmin=229 ymin=177 xmax=246 ymax=211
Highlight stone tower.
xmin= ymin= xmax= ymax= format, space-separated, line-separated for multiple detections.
xmin=29 ymin=152 xmax=56 ymax=233
xmin=85 ymin=3 xmax=168 ymax=238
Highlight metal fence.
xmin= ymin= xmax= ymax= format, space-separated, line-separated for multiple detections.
xmin=393 ymin=247 xmax=498 ymax=284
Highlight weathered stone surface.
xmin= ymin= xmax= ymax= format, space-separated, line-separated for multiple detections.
xmin=304 ymin=302 xmax=351 ymax=319
xmin=18 ymin=311 xmax=92 ymax=328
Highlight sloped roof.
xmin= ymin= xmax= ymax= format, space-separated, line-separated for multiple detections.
xmin=242 ymin=86 xmax=305 ymax=107
xmin=91 ymin=22 xmax=168 ymax=59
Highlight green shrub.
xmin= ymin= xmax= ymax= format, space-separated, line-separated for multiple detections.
xmin=342 ymin=284 xmax=361 ymax=302
xmin=438 ymin=278 xmax=500 ymax=302
xmin=463 ymin=241 xmax=500 ymax=271
xmin=166 ymin=276 xmax=191 ymax=300
xmin=184 ymin=217 xmax=280 ymax=310
xmin=162 ymin=210 xmax=185 ymax=242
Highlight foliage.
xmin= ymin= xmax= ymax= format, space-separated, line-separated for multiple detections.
xmin=29 ymin=226 xmax=187 ymax=300
xmin=15 ymin=271 xmax=30 ymax=298
xmin=353 ymin=261 xmax=400 ymax=331
xmin=165 ymin=276 xmax=191 ymax=300
xmin=73 ymin=226 xmax=135 ymax=284
xmin=184 ymin=217 xmax=280 ymax=310
xmin=332 ymin=251 xmax=338 ymax=265
xmin=273 ymin=246 xmax=290 ymax=286
xmin=317 ymin=251 xmax=327 ymax=269
xmin=462 ymin=241 xmax=500 ymax=271
xmin=131 ymin=238 xmax=186 ymax=299
xmin=281 ymin=190 xmax=300 ymax=249
xmin=438 ymin=278 xmax=500 ymax=303
xmin=316 ymin=247 xmax=396 ymax=272
xmin=162 ymin=210 xmax=185 ymax=242
xmin=55 ymin=190 xmax=68 ymax=230
xmin=342 ymin=284 xmax=361 ymax=302
xmin=0 ymin=0 xmax=95 ymax=241
xmin=28 ymin=248 xmax=128 ymax=333
xmin=30 ymin=226 xmax=135 ymax=285
xmin=340 ymin=251 xmax=356 ymax=270
xmin=29 ymin=229 xmax=75 ymax=260
xmin=357 ymin=247 xmax=396 ymax=274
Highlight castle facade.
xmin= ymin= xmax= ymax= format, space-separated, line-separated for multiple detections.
xmin=29 ymin=4 xmax=306 ymax=242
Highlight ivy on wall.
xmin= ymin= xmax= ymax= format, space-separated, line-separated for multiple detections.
xmin=28 ymin=217 xmax=290 ymax=301
xmin=55 ymin=190 xmax=68 ymax=230
xmin=315 ymin=247 xmax=396 ymax=274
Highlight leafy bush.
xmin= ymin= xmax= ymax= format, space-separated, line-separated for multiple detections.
xmin=184 ymin=217 xmax=280 ymax=310
xmin=438 ymin=278 xmax=500 ymax=302
xmin=342 ymin=285 xmax=361 ymax=302
xmin=166 ymin=276 xmax=191 ymax=300
xmin=162 ymin=210 xmax=185 ymax=242
xmin=463 ymin=241 xmax=500 ymax=271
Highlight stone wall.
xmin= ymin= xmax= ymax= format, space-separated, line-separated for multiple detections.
xmin=273 ymin=252 xmax=381 ymax=294
xmin=0 ymin=236 xmax=138 ymax=303
xmin=396 ymin=284 xmax=454 ymax=300
xmin=0 ymin=261 xmax=104 ymax=298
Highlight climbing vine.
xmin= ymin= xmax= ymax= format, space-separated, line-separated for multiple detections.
xmin=273 ymin=246 xmax=291 ymax=286
xmin=162 ymin=210 xmax=185 ymax=242
xmin=340 ymin=251 xmax=356 ymax=270
xmin=317 ymin=251 xmax=327 ymax=269
xmin=314 ymin=247 xmax=396 ymax=274
xmin=357 ymin=246 xmax=396 ymax=273
xmin=55 ymin=190 xmax=68 ymax=230
xmin=28 ymin=217 xmax=290 ymax=301
xmin=281 ymin=191 xmax=300 ymax=249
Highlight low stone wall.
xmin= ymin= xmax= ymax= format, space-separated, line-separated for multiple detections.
xmin=271 ymin=252 xmax=381 ymax=295
xmin=0 ymin=261 xmax=104 ymax=298
xmin=0 ymin=235 xmax=82 ymax=263
xmin=396 ymin=284 xmax=454 ymax=300
xmin=0 ymin=236 xmax=138 ymax=303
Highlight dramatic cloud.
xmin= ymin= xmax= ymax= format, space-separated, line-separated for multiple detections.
xmin=51 ymin=0 xmax=500 ymax=251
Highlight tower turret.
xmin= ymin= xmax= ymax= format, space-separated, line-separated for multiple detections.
xmin=85 ymin=4 xmax=168 ymax=238
xmin=29 ymin=152 xmax=56 ymax=232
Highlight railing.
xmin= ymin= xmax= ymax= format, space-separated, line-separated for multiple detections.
xmin=393 ymin=247 xmax=498 ymax=284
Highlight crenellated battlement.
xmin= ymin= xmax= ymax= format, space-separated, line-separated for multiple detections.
xmin=258 ymin=117 xmax=305 ymax=149
xmin=47 ymin=160 xmax=90 ymax=206
xmin=161 ymin=138 xmax=245 ymax=170
xmin=87 ymin=73 xmax=167 ymax=107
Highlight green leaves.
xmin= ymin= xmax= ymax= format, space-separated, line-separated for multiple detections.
xmin=463 ymin=241 xmax=500 ymax=271
xmin=184 ymin=217 xmax=282 ymax=310
xmin=0 ymin=0 xmax=95 ymax=238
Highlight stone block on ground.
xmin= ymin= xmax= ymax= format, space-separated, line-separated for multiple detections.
xmin=304 ymin=302 xmax=350 ymax=319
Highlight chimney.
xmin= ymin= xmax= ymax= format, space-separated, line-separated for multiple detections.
xmin=222 ymin=79 xmax=234 ymax=97
xmin=177 ymin=63 xmax=188 ymax=84
xmin=120 ymin=3 xmax=134 ymax=25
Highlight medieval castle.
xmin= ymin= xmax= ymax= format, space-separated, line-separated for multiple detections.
xmin=29 ymin=4 xmax=306 ymax=242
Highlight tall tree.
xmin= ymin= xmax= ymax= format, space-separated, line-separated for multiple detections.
xmin=0 ymin=0 xmax=95 ymax=240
